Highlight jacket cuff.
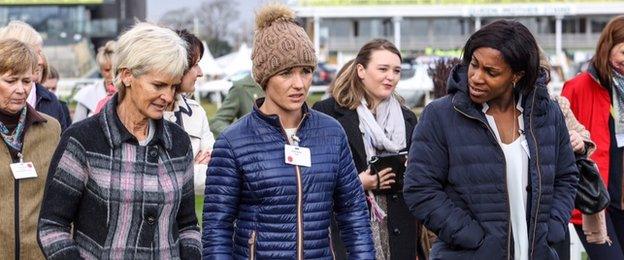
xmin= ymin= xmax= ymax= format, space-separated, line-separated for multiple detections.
xmin=180 ymin=244 xmax=202 ymax=260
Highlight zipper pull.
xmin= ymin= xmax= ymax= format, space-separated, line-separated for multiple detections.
xmin=248 ymin=230 xmax=257 ymax=245
xmin=292 ymin=134 xmax=300 ymax=146
xmin=17 ymin=152 xmax=23 ymax=163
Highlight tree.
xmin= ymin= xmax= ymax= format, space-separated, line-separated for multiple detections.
xmin=158 ymin=7 xmax=195 ymax=30
xmin=428 ymin=58 xmax=461 ymax=99
xmin=207 ymin=38 xmax=232 ymax=58
xmin=196 ymin=0 xmax=239 ymax=41
xmin=158 ymin=0 xmax=241 ymax=58
xmin=231 ymin=21 xmax=252 ymax=48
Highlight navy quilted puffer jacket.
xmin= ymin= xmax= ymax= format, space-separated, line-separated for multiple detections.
xmin=202 ymin=99 xmax=375 ymax=259
xmin=404 ymin=65 xmax=578 ymax=260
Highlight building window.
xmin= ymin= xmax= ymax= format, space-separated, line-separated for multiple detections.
xmin=353 ymin=20 xmax=359 ymax=37
xmin=382 ymin=18 xmax=393 ymax=37
xmin=591 ymin=16 xmax=611 ymax=33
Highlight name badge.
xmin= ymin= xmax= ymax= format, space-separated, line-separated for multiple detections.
xmin=10 ymin=162 xmax=38 ymax=179
xmin=285 ymin=145 xmax=311 ymax=167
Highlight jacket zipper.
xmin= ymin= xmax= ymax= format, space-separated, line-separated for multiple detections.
xmin=14 ymin=180 xmax=20 ymax=260
xmin=14 ymin=153 xmax=22 ymax=260
xmin=328 ymin=227 xmax=336 ymax=259
xmin=295 ymin=165 xmax=304 ymax=260
xmin=248 ymin=230 xmax=257 ymax=260
xmin=279 ymin=113 xmax=308 ymax=260
xmin=453 ymin=106 xmax=512 ymax=260
xmin=528 ymin=90 xmax=542 ymax=260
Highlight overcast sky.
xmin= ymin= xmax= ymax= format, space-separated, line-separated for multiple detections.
xmin=146 ymin=0 xmax=280 ymax=26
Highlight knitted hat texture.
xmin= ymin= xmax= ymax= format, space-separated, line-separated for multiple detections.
xmin=251 ymin=4 xmax=317 ymax=88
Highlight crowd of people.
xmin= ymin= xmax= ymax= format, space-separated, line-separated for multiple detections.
xmin=1 ymin=2 xmax=624 ymax=259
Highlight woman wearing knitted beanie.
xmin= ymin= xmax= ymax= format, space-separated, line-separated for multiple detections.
xmin=201 ymin=4 xmax=375 ymax=259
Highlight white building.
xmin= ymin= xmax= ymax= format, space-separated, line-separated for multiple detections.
xmin=291 ymin=0 xmax=624 ymax=63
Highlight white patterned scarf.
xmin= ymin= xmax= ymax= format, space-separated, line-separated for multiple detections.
xmin=356 ymin=95 xmax=406 ymax=260
xmin=611 ymin=69 xmax=624 ymax=147
xmin=357 ymin=95 xmax=406 ymax=161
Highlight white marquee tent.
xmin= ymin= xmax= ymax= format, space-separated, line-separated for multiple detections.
xmin=198 ymin=43 xmax=224 ymax=77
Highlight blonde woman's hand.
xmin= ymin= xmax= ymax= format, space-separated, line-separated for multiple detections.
xmin=194 ymin=150 xmax=211 ymax=164
xmin=359 ymin=168 xmax=395 ymax=191
xmin=569 ymin=130 xmax=585 ymax=154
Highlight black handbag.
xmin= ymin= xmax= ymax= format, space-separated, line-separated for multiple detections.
xmin=574 ymin=156 xmax=610 ymax=214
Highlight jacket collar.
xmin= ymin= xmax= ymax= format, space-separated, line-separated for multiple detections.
xmin=252 ymin=97 xmax=310 ymax=130
xmin=172 ymin=94 xmax=193 ymax=117
xmin=99 ymin=93 xmax=172 ymax=149
xmin=587 ymin=63 xmax=610 ymax=90
xmin=25 ymin=104 xmax=47 ymax=126
xmin=326 ymin=99 xmax=368 ymax=163
xmin=236 ymin=74 xmax=261 ymax=88
xmin=35 ymin=83 xmax=54 ymax=104
xmin=331 ymin=99 xmax=357 ymax=117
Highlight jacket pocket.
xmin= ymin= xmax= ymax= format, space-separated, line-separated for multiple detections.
xmin=546 ymin=219 xmax=565 ymax=245
xmin=248 ymin=230 xmax=257 ymax=260
xmin=75 ymin=192 xmax=109 ymax=245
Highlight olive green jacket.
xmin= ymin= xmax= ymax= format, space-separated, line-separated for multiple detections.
xmin=209 ymin=74 xmax=264 ymax=137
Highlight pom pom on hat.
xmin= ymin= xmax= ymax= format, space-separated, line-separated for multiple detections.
xmin=255 ymin=4 xmax=296 ymax=30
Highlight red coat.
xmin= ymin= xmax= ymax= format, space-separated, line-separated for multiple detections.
xmin=561 ymin=70 xmax=611 ymax=225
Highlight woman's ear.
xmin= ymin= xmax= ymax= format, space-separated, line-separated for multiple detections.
xmin=356 ymin=63 xmax=366 ymax=80
xmin=513 ymin=71 xmax=526 ymax=85
xmin=120 ymin=68 xmax=133 ymax=87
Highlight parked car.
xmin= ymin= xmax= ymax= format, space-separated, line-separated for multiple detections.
xmin=195 ymin=70 xmax=250 ymax=102
xmin=396 ymin=63 xmax=434 ymax=108
xmin=312 ymin=62 xmax=336 ymax=86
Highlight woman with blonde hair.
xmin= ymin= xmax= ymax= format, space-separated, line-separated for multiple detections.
xmin=73 ymin=40 xmax=116 ymax=122
xmin=38 ymin=23 xmax=201 ymax=259
xmin=0 ymin=21 xmax=69 ymax=130
xmin=313 ymin=38 xmax=421 ymax=260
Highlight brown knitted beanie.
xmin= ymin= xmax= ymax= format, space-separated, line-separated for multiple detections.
xmin=251 ymin=4 xmax=317 ymax=89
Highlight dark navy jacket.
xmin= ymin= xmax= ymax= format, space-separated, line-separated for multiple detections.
xmin=35 ymin=83 xmax=70 ymax=131
xmin=202 ymin=99 xmax=375 ymax=259
xmin=404 ymin=65 xmax=578 ymax=260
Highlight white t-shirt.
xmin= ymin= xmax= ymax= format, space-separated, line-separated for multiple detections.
xmin=483 ymin=100 xmax=529 ymax=260
xmin=284 ymin=128 xmax=297 ymax=144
